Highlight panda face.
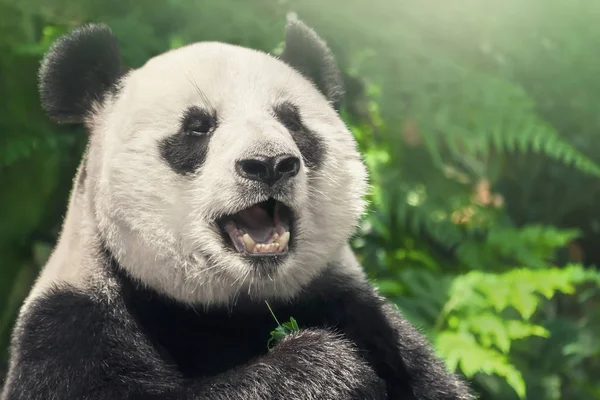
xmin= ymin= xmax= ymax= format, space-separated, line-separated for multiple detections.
xmin=41 ymin=23 xmax=368 ymax=306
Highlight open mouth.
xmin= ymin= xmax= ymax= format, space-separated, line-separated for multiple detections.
xmin=218 ymin=198 xmax=293 ymax=255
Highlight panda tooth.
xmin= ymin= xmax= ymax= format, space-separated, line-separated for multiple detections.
xmin=245 ymin=235 xmax=290 ymax=253
xmin=242 ymin=234 xmax=255 ymax=252
xmin=277 ymin=231 xmax=290 ymax=249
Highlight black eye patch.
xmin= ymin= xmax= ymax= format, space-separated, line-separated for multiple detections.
xmin=273 ymin=102 xmax=325 ymax=170
xmin=159 ymin=106 xmax=217 ymax=175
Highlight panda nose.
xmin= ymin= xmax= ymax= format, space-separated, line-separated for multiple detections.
xmin=236 ymin=155 xmax=300 ymax=186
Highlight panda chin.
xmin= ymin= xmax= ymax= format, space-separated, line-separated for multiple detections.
xmin=218 ymin=198 xmax=293 ymax=257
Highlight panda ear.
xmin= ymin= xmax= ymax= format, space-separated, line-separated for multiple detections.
xmin=279 ymin=16 xmax=344 ymax=111
xmin=39 ymin=24 xmax=124 ymax=124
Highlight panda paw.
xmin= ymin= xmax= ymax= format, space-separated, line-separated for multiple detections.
xmin=269 ymin=329 xmax=387 ymax=399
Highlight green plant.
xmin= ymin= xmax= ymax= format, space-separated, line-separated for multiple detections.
xmin=265 ymin=301 xmax=300 ymax=352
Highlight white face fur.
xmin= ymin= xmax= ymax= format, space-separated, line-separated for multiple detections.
xmin=80 ymin=39 xmax=368 ymax=306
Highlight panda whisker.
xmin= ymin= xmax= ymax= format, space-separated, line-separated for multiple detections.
xmin=185 ymin=71 xmax=214 ymax=111
xmin=309 ymin=187 xmax=333 ymax=202
xmin=248 ymin=272 xmax=256 ymax=297
xmin=197 ymin=262 xmax=227 ymax=274
xmin=189 ymin=305 xmax=201 ymax=317
xmin=231 ymin=269 xmax=251 ymax=309
xmin=230 ymin=267 xmax=248 ymax=287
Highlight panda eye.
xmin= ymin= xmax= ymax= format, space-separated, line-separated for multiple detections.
xmin=181 ymin=106 xmax=217 ymax=136
xmin=188 ymin=117 xmax=215 ymax=136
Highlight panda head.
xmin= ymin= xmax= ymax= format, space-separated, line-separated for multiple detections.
xmin=40 ymin=17 xmax=368 ymax=306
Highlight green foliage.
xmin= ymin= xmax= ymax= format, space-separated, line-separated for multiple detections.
xmin=351 ymin=85 xmax=600 ymax=397
xmin=434 ymin=265 xmax=597 ymax=398
xmin=341 ymin=12 xmax=600 ymax=393
xmin=265 ymin=301 xmax=299 ymax=352
xmin=371 ymin=249 xmax=600 ymax=399
xmin=2 ymin=1 xmax=600 ymax=399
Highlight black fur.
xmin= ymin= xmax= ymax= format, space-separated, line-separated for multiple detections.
xmin=273 ymin=101 xmax=325 ymax=170
xmin=159 ymin=106 xmax=217 ymax=175
xmin=2 ymin=248 xmax=473 ymax=399
xmin=2 ymin=261 xmax=384 ymax=399
xmin=39 ymin=24 xmax=124 ymax=124
xmin=279 ymin=18 xmax=344 ymax=111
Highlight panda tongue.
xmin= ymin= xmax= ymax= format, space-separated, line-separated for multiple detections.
xmin=236 ymin=206 xmax=275 ymax=243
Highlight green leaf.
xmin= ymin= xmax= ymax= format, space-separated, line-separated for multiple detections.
xmin=436 ymin=332 xmax=526 ymax=399
xmin=265 ymin=301 xmax=299 ymax=352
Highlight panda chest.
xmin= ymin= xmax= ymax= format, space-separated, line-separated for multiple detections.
xmin=134 ymin=303 xmax=280 ymax=378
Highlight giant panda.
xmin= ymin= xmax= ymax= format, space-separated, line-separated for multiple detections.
xmin=1 ymin=16 xmax=474 ymax=400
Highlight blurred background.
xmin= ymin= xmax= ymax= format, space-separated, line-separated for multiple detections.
xmin=1 ymin=0 xmax=600 ymax=398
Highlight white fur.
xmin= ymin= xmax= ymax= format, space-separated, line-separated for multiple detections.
xmin=41 ymin=42 xmax=369 ymax=306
